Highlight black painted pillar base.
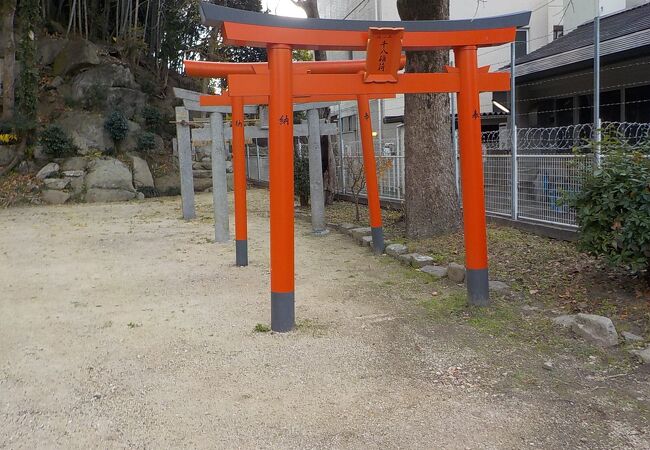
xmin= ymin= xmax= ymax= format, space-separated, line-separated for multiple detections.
xmin=371 ymin=226 xmax=385 ymax=255
xmin=236 ymin=240 xmax=248 ymax=266
xmin=271 ymin=292 xmax=295 ymax=332
xmin=467 ymin=268 xmax=490 ymax=306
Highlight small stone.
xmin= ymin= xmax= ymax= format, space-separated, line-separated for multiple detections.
xmin=489 ymin=280 xmax=509 ymax=292
xmin=571 ymin=313 xmax=619 ymax=348
xmin=360 ymin=235 xmax=373 ymax=247
xmin=552 ymin=314 xmax=577 ymax=327
xmin=447 ymin=263 xmax=466 ymax=283
xmin=136 ymin=192 xmax=145 ymax=200
xmin=62 ymin=170 xmax=85 ymax=177
xmin=43 ymin=178 xmax=70 ymax=190
xmin=385 ymin=243 xmax=408 ymax=257
xmin=410 ymin=254 xmax=434 ymax=268
xmin=398 ymin=253 xmax=418 ymax=265
xmin=93 ymin=392 xmax=102 ymax=400
xmin=630 ymin=346 xmax=650 ymax=364
xmin=621 ymin=331 xmax=644 ymax=343
xmin=349 ymin=227 xmax=371 ymax=240
xmin=42 ymin=190 xmax=70 ymax=205
xmin=543 ymin=361 xmax=554 ymax=371
xmin=420 ymin=265 xmax=447 ymax=278
xmin=36 ymin=162 xmax=60 ymax=179
xmin=340 ymin=223 xmax=357 ymax=234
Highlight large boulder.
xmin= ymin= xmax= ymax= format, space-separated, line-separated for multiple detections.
xmin=36 ymin=162 xmax=60 ymax=180
xmin=105 ymin=88 xmax=147 ymax=119
xmin=119 ymin=121 xmax=142 ymax=152
xmin=85 ymin=158 xmax=135 ymax=192
xmin=572 ymin=314 xmax=619 ymax=347
xmin=70 ymin=64 xmax=138 ymax=100
xmin=52 ymin=39 xmax=100 ymax=76
xmin=60 ymin=157 xmax=89 ymax=172
xmin=37 ymin=37 xmax=68 ymax=66
xmin=85 ymin=188 xmax=136 ymax=203
xmin=57 ymin=112 xmax=112 ymax=154
xmin=131 ymin=155 xmax=154 ymax=189
xmin=154 ymin=173 xmax=181 ymax=196
xmin=42 ymin=190 xmax=70 ymax=205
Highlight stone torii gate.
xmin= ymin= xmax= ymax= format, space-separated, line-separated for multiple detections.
xmin=173 ymin=87 xmax=340 ymax=260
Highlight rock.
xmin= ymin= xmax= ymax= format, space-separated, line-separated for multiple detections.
xmin=66 ymin=175 xmax=85 ymax=195
xmin=360 ymin=235 xmax=373 ymax=247
xmin=47 ymin=76 xmax=64 ymax=90
xmin=42 ymin=190 xmax=70 ymax=205
xmin=193 ymin=177 xmax=213 ymax=192
xmin=37 ymin=37 xmax=68 ymax=66
xmin=421 ymin=265 xmax=448 ymax=278
xmin=52 ymin=39 xmax=100 ymax=76
xmin=385 ymin=243 xmax=408 ymax=257
xmin=552 ymin=315 xmax=577 ymax=328
xmin=200 ymin=159 xmax=212 ymax=170
xmin=0 ymin=146 xmax=15 ymax=166
xmin=630 ymin=346 xmax=650 ymax=364
xmin=62 ymin=170 xmax=85 ymax=178
xmin=154 ymin=173 xmax=181 ymax=196
xmin=409 ymin=254 xmax=434 ymax=268
xmin=136 ymin=192 xmax=145 ymax=200
xmin=192 ymin=161 xmax=204 ymax=170
xmin=193 ymin=170 xmax=212 ymax=179
xmin=621 ymin=331 xmax=644 ymax=343
xmin=43 ymin=178 xmax=70 ymax=190
xmin=131 ymin=156 xmax=154 ymax=189
xmin=226 ymin=160 xmax=233 ymax=173
xmin=489 ymin=280 xmax=509 ymax=292
xmin=61 ymin=157 xmax=89 ymax=171
xmin=350 ymin=227 xmax=371 ymax=241
xmin=57 ymin=112 xmax=112 ymax=154
xmin=226 ymin=173 xmax=234 ymax=191
xmin=543 ymin=361 xmax=554 ymax=371
xmin=119 ymin=121 xmax=143 ymax=153
xmin=447 ymin=263 xmax=466 ymax=283
xmin=17 ymin=160 xmax=36 ymax=175
xmin=339 ymin=223 xmax=357 ymax=234
xmin=85 ymin=188 xmax=136 ymax=203
xmin=70 ymin=64 xmax=138 ymax=100
xmin=105 ymin=87 xmax=147 ymax=119
xmin=36 ymin=162 xmax=60 ymax=179
xmin=571 ymin=313 xmax=619 ymax=347
xmin=85 ymin=158 xmax=135 ymax=192
xmin=398 ymin=253 xmax=417 ymax=265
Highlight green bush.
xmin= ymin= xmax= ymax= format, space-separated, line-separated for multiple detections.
xmin=294 ymin=146 xmax=310 ymax=207
xmin=137 ymin=131 xmax=157 ymax=152
xmin=567 ymin=135 xmax=650 ymax=277
xmin=141 ymin=105 xmax=163 ymax=132
xmin=83 ymin=84 xmax=108 ymax=110
xmin=104 ymin=110 xmax=129 ymax=143
xmin=39 ymin=125 xmax=75 ymax=157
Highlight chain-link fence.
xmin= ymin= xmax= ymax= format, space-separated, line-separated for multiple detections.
xmin=243 ymin=121 xmax=650 ymax=229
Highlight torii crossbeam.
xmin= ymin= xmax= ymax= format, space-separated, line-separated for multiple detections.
xmin=197 ymin=3 xmax=531 ymax=332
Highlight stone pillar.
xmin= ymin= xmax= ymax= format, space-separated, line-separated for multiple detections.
xmin=307 ymin=109 xmax=327 ymax=234
xmin=210 ymin=112 xmax=230 ymax=243
xmin=175 ymin=106 xmax=195 ymax=220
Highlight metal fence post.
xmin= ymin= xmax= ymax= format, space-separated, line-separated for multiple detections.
xmin=256 ymin=141 xmax=261 ymax=180
xmin=246 ymin=143 xmax=250 ymax=179
xmin=510 ymin=41 xmax=518 ymax=220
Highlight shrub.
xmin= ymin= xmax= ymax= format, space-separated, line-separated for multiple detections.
xmin=141 ymin=105 xmax=163 ymax=132
xmin=39 ymin=125 xmax=75 ymax=157
xmin=104 ymin=110 xmax=129 ymax=143
xmin=137 ymin=131 xmax=157 ymax=152
xmin=294 ymin=146 xmax=310 ymax=207
xmin=566 ymin=135 xmax=650 ymax=277
xmin=83 ymin=84 xmax=108 ymax=110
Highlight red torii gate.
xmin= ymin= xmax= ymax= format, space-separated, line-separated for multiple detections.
xmin=185 ymin=58 xmax=406 ymax=263
xmin=197 ymin=3 xmax=531 ymax=332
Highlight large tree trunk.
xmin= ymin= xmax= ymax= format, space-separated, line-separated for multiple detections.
xmin=397 ymin=0 xmax=461 ymax=238
xmin=1 ymin=0 xmax=17 ymax=121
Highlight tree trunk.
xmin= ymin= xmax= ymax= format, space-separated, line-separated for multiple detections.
xmin=1 ymin=0 xmax=17 ymax=121
xmin=397 ymin=0 xmax=461 ymax=238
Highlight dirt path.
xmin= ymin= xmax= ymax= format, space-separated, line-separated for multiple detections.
xmin=1 ymin=190 xmax=648 ymax=449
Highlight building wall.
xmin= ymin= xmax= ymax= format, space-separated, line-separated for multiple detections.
xmin=562 ymin=0 xmax=648 ymax=33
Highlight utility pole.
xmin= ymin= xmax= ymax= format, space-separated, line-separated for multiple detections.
xmin=510 ymin=41 xmax=518 ymax=221
xmin=594 ymin=0 xmax=602 ymax=164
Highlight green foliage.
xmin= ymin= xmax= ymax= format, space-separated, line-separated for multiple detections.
xmin=39 ymin=125 xmax=75 ymax=157
xmin=137 ymin=131 xmax=157 ymax=152
xmin=566 ymin=135 xmax=650 ymax=276
xmin=253 ymin=323 xmax=271 ymax=333
xmin=16 ymin=0 xmax=40 ymax=139
xmin=141 ymin=105 xmax=163 ymax=132
xmin=292 ymin=49 xmax=314 ymax=61
xmin=294 ymin=145 xmax=310 ymax=206
xmin=83 ymin=84 xmax=108 ymax=110
xmin=104 ymin=111 xmax=129 ymax=143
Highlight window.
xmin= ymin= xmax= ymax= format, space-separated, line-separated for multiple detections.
xmin=553 ymin=25 xmax=564 ymax=40
xmin=515 ymin=29 xmax=528 ymax=59
xmin=601 ymin=90 xmax=621 ymax=122
xmin=555 ymin=97 xmax=573 ymax=126
xmin=625 ymin=85 xmax=650 ymax=123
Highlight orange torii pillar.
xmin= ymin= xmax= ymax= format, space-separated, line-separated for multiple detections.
xmin=198 ymin=3 xmax=531 ymax=330
xmin=230 ymin=96 xmax=248 ymax=266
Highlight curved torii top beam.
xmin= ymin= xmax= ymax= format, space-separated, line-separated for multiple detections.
xmin=199 ymin=3 xmax=531 ymax=50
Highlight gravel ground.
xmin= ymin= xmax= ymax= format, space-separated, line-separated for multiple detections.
xmin=1 ymin=189 xmax=648 ymax=449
